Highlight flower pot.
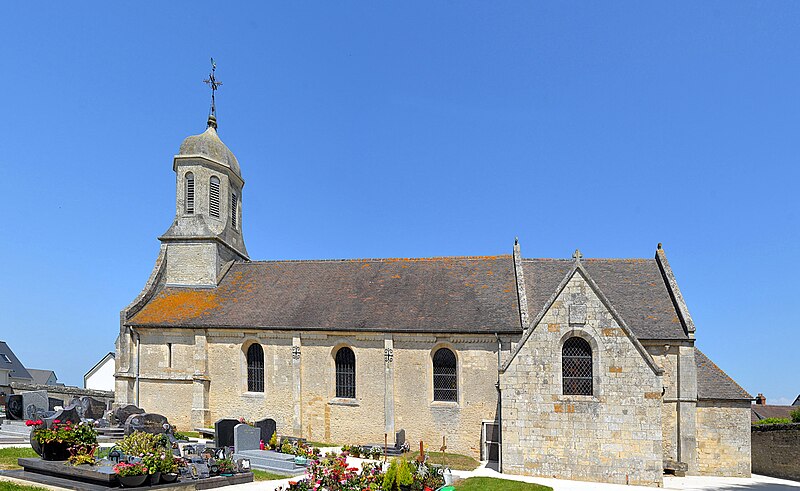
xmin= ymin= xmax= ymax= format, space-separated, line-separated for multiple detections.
xmin=160 ymin=473 xmax=178 ymax=483
xmin=399 ymin=485 xmax=411 ymax=491
xmin=149 ymin=472 xmax=161 ymax=485
xmin=41 ymin=442 xmax=71 ymax=461
xmin=117 ymin=474 xmax=148 ymax=487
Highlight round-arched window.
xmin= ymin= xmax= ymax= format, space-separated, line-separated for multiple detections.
xmin=562 ymin=337 xmax=592 ymax=395
xmin=335 ymin=347 xmax=356 ymax=399
xmin=433 ymin=348 xmax=457 ymax=402
xmin=246 ymin=343 xmax=264 ymax=392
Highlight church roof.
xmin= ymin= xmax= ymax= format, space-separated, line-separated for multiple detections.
xmin=521 ymin=258 xmax=689 ymax=339
xmin=695 ymin=348 xmax=752 ymax=401
xmin=127 ymin=255 xmax=522 ymax=333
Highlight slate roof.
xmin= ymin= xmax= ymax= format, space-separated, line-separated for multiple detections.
xmin=751 ymin=404 xmax=797 ymax=423
xmin=794 ymin=395 xmax=800 ymax=406
xmin=521 ymin=258 xmax=689 ymax=340
xmin=27 ymin=369 xmax=58 ymax=386
xmin=128 ymin=256 xmax=522 ymax=333
xmin=0 ymin=341 xmax=32 ymax=381
xmin=695 ymin=348 xmax=752 ymax=401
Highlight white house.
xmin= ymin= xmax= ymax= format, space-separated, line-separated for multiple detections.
xmin=84 ymin=352 xmax=115 ymax=392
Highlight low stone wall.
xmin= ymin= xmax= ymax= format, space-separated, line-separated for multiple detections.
xmin=10 ymin=382 xmax=114 ymax=408
xmin=751 ymin=423 xmax=800 ymax=482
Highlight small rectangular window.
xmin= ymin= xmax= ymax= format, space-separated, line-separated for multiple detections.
xmin=167 ymin=343 xmax=172 ymax=368
xmin=186 ymin=175 xmax=195 ymax=214
xmin=0 ymin=354 xmax=11 ymax=363
xmin=209 ymin=177 xmax=220 ymax=218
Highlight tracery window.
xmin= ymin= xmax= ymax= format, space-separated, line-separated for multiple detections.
xmin=246 ymin=343 xmax=264 ymax=392
xmin=433 ymin=348 xmax=457 ymax=402
xmin=562 ymin=337 xmax=593 ymax=395
xmin=185 ymin=172 xmax=195 ymax=214
xmin=209 ymin=176 xmax=220 ymax=218
xmin=335 ymin=347 xmax=356 ymax=399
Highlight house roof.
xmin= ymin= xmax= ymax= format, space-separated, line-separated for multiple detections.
xmin=26 ymin=369 xmax=58 ymax=385
xmin=521 ymin=258 xmax=689 ymax=340
xmin=794 ymin=395 xmax=800 ymax=406
xmin=128 ymin=256 xmax=522 ymax=333
xmin=695 ymin=348 xmax=752 ymax=401
xmin=751 ymin=404 xmax=797 ymax=423
xmin=0 ymin=341 xmax=32 ymax=381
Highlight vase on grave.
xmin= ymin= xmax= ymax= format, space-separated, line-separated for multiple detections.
xmin=41 ymin=442 xmax=71 ymax=461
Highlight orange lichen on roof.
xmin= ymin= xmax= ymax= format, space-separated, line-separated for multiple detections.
xmin=130 ymin=289 xmax=221 ymax=325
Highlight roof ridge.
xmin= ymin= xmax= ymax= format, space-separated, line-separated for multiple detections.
xmin=240 ymin=255 xmax=512 ymax=264
xmin=520 ymin=258 xmax=654 ymax=262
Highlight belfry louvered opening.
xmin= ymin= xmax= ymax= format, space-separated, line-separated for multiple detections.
xmin=562 ymin=337 xmax=593 ymax=395
xmin=185 ymin=172 xmax=195 ymax=214
xmin=335 ymin=347 xmax=356 ymax=399
xmin=231 ymin=192 xmax=238 ymax=229
xmin=246 ymin=343 xmax=264 ymax=392
xmin=433 ymin=348 xmax=457 ymax=402
xmin=209 ymin=176 xmax=220 ymax=218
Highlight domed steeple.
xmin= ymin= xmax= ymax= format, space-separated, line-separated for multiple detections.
xmin=177 ymin=115 xmax=241 ymax=177
xmin=159 ymin=113 xmax=249 ymax=287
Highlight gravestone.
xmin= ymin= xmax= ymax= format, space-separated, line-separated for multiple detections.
xmin=233 ymin=424 xmax=261 ymax=453
xmin=124 ymin=412 xmax=169 ymax=435
xmin=113 ymin=404 xmax=144 ymax=426
xmin=21 ymin=391 xmax=48 ymax=420
xmin=72 ymin=396 xmax=106 ymax=420
xmin=214 ymin=418 xmax=239 ymax=448
xmin=254 ymin=418 xmax=276 ymax=445
xmin=6 ymin=395 xmax=23 ymax=420
xmin=45 ymin=405 xmax=82 ymax=427
xmin=48 ymin=397 xmax=64 ymax=411
xmin=396 ymin=429 xmax=405 ymax=448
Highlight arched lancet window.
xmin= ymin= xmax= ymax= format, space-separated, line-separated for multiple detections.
xmin=231 ymin=191 xmax=238 ymax=229
xmin=209 ymin=176 xmax=221 ymax=218
xmin=335 ymin=347 xmax=356 ymax=399
xmin=433 ymin=348 xmax=457 ymax=402
xmin=246 ymin=343 xmax=264 ymax=392
xmin=185 ymin=172 xmax=195 ymax=214
xmin=562 ymin=337 xmax=593 ymax=395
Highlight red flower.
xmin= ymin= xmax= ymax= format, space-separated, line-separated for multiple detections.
xmin=53 ymin=420 xmax=60 ymax=424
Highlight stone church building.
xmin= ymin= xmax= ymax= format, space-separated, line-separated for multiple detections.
xmin=116 ymin=114 xmax=752 ymax=486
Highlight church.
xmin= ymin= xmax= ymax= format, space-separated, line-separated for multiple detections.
xmin=115 ymin=111 xmax=752 ymax=487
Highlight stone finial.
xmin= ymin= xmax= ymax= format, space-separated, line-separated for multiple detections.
xmin=207 ymin=114 xmax=218 ymax=130
xmin=572 ymin=249 xmax=583 ymax=260
xmin=514 ymin=236 xmax=519 ymax=245
xmin=657 ymin=242 xmax=663 ymax=250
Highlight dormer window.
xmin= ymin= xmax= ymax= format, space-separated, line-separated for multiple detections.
xmin=231 ymin=191 xmax=238 ymax=229
xmin=185 ymin=173 xmax=195 ymax=214
xmin=209 ymin=176 xmax=220 ymax=218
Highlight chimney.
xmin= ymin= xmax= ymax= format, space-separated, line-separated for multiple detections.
xmin=755 ymin=393 xmax=766 ymax=405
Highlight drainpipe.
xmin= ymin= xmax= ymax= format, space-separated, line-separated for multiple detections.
xmin=130 ymin=327 xmax=141 ymax=407
xmin=495 ymin=333 xmax=503 ymax=474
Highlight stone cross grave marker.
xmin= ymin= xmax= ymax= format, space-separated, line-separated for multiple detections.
xmin=215 ymin=418 xmax=239 ymax=448
xmin=255 ymin=418 xmax=276 ymax=446
xmin=233 ymin=424 xmax=261 ymax=453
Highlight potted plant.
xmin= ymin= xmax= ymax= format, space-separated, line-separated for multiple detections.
xmin=27 ymin=419 xmax=97 ymax=461
xmin=158 ymin=453 xmax=179 ymax=483
xmin=217 ymin=457 xmax=236 ymax=476
xmin=113 ymin=461 xmax=149 ymax=488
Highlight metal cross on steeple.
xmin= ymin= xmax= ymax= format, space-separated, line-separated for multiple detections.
xmin=203 ymin=58 xmax=222 ymax=118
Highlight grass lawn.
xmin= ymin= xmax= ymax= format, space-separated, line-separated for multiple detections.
xmin=252 ymin=469 xmax=300 ymax=481
xmin=0 ymin=448 xmax=38 ymax=471
xmin=455 ymin=477 xmax=552 ymax=491
xmin=0 ymin=482 xmax=49 ymax=491
xmin=404 ymin=451 xmax=480 ymax=471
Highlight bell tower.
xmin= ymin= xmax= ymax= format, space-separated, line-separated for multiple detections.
xmin=159 ymin=62 xmax=248 ymax=286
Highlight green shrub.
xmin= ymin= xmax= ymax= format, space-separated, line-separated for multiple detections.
xmin=753 ymin=417 xmax=791 ymax=425
xmin=396 ymin=459 xmax=413 ymax=486
xmin=382 ymin=460 xmax=397 ymax=491
xmin=791 ymin=408 xmax=800 ymax=423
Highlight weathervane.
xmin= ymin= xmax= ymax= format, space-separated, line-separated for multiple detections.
xmin=203 ymin=58 xmax=222 ymax=118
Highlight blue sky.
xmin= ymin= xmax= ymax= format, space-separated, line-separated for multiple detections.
xmin=0 ymin=2 xmax=797 ymax=403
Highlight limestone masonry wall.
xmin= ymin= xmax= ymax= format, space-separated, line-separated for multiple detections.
xmin=751 ymin=423 xmax=800 ymax=481
xmin=696 ymin=401 xmax=751 ymax=477
xmin=500 ymin=272 xmax=664 ymax=487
